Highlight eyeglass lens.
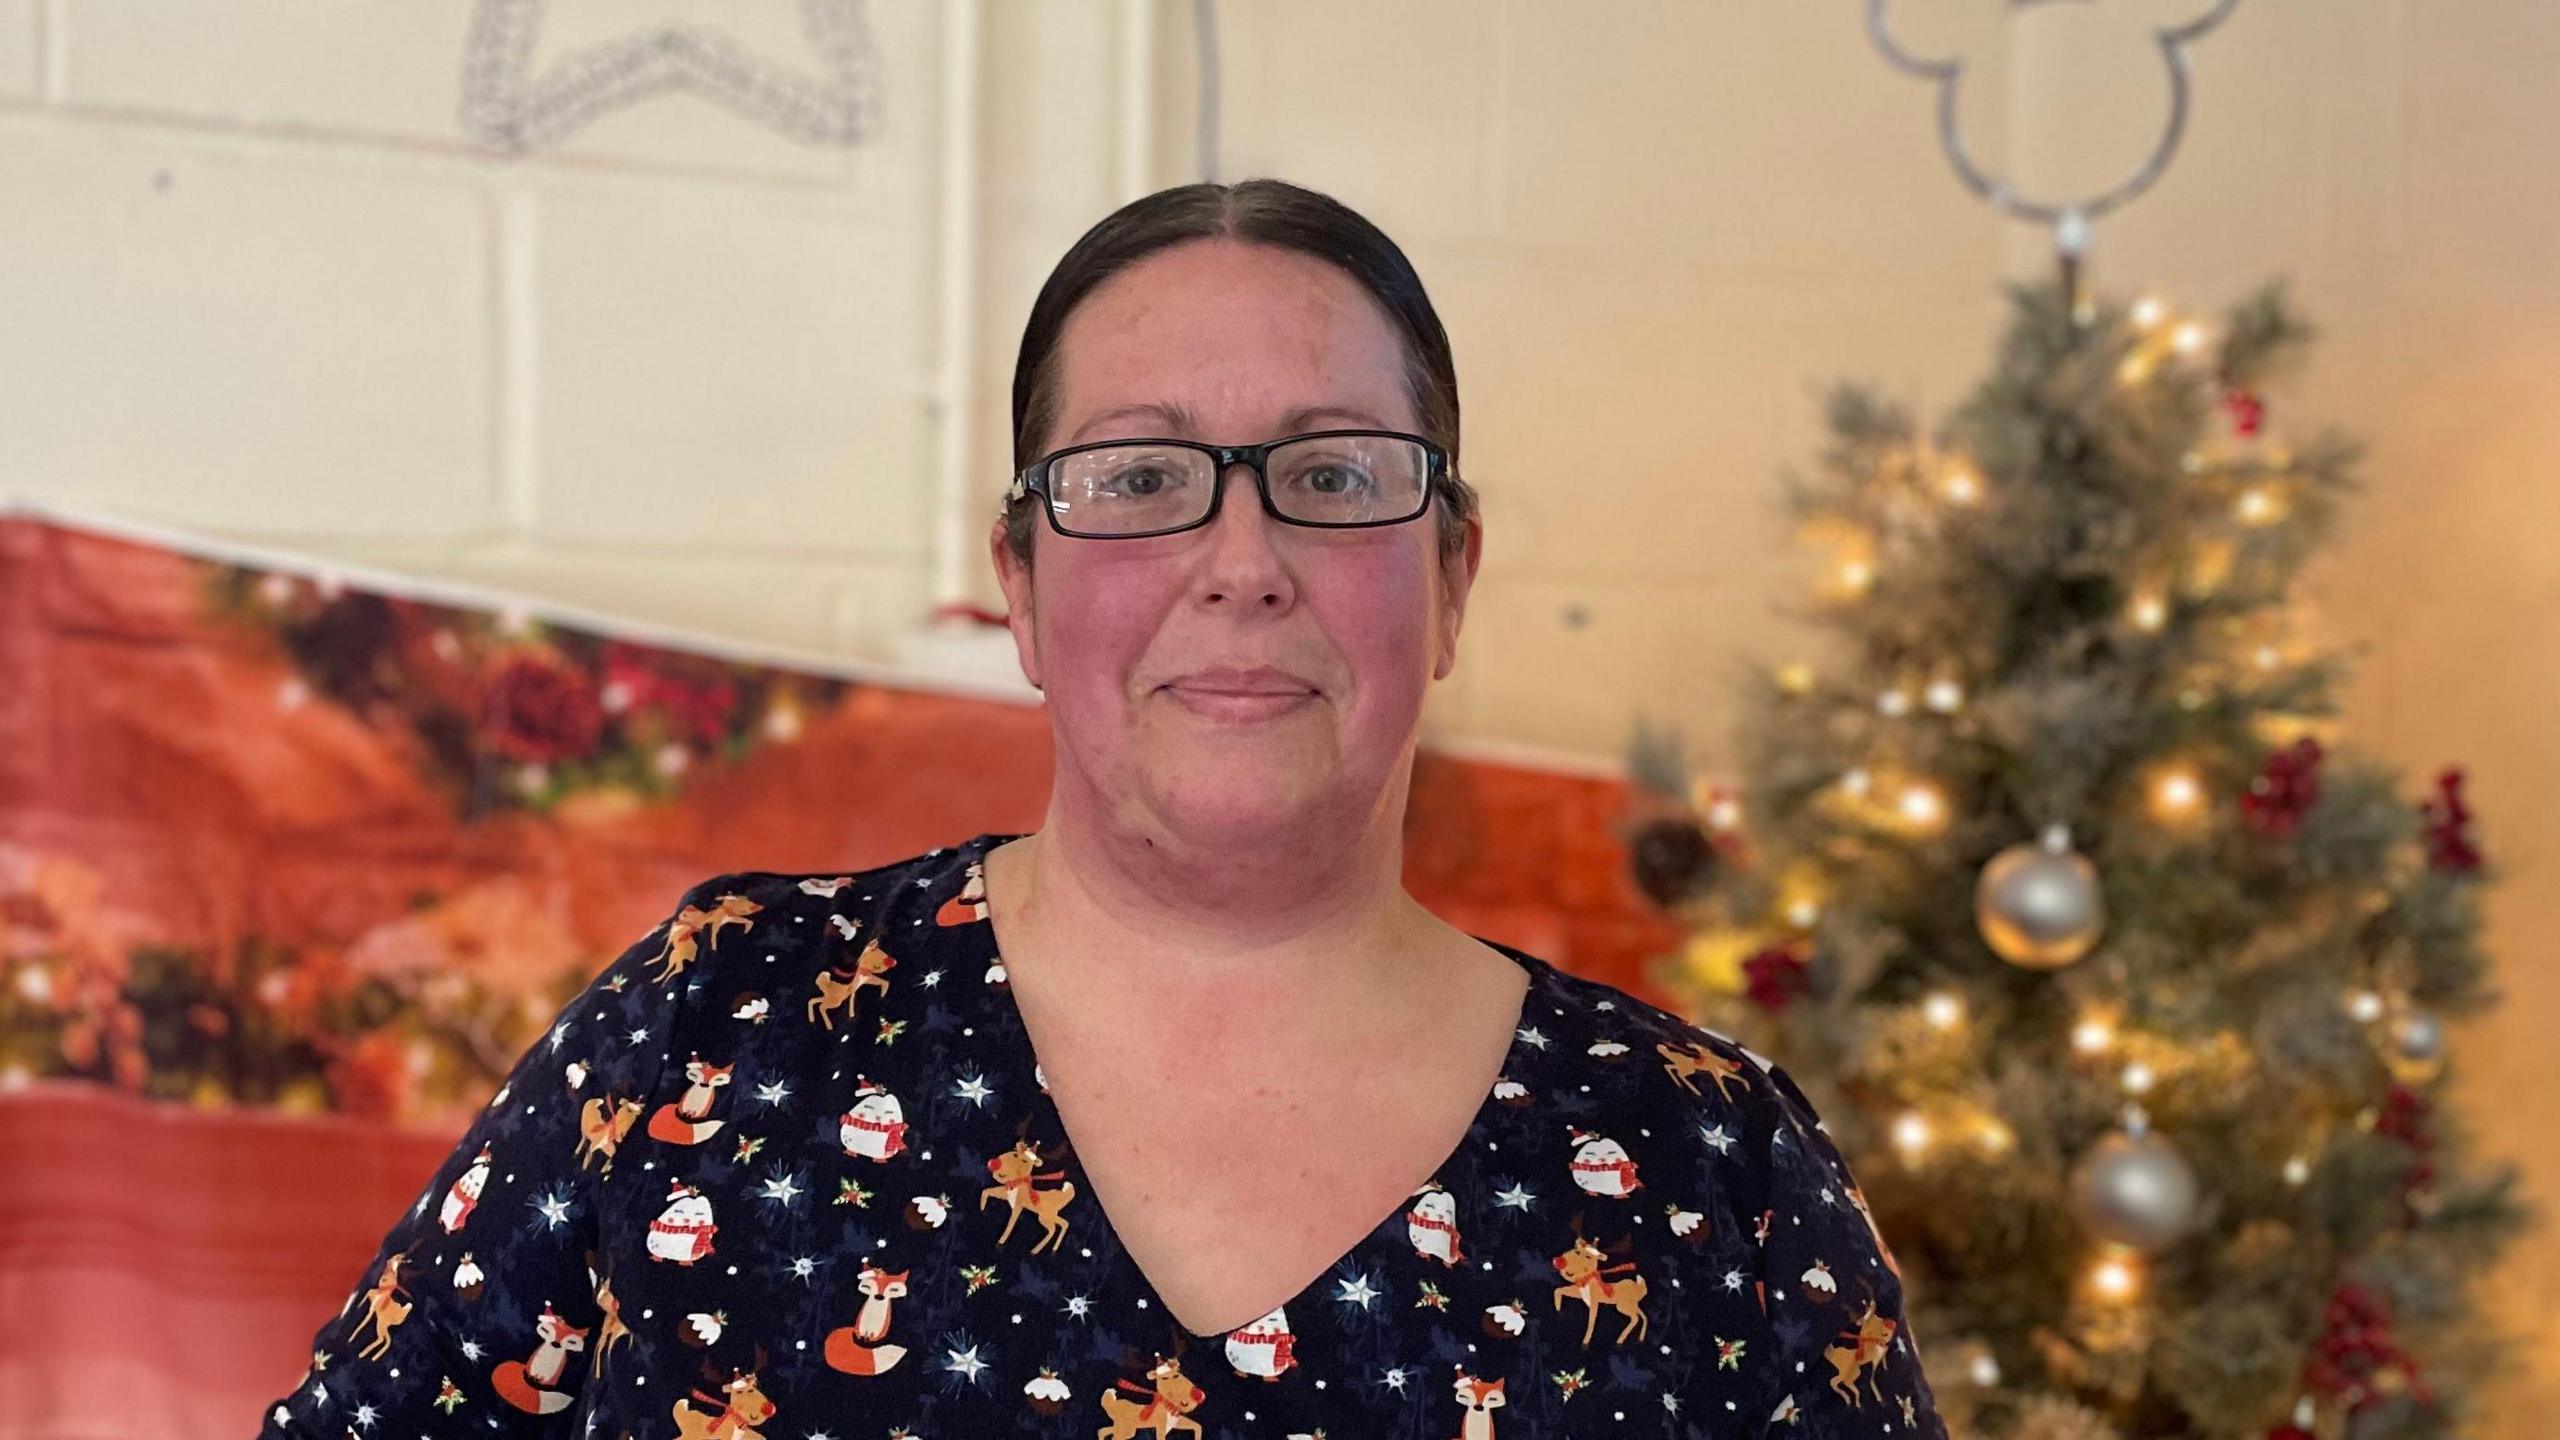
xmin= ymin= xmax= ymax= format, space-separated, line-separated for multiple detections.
xmin=1045 ymin=435 xmax=1428 ymax=535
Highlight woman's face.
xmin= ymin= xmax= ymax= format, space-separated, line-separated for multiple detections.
xmin=991 ymin=237 xmax=1479 ymax=848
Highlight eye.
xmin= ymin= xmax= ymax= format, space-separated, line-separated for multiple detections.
xmin=1102 ymin=463 xmax=1184 ymax=496
xmin=1294 ymin=462 xmax=1375 ymax=495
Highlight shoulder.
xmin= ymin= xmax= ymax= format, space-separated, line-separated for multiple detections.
xmin=560 ymin=840 xmax=994 ymax=1125
xmin=641 ymin=836 xmax=988 ymax=1033
xmin=1500 ymin=946 xmax=1825 ymax=1158
xmin=1519 ymin=949 xmax=1784 ymax=1088
xmin=678 ymin=835 xmax=981 ymax=953
xmin=665 ymin=830 xmax=993 ymax=973
xmin=1515 ymin=959 xmax=1901 ymax=1263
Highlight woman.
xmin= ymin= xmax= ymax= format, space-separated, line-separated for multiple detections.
xmin=258 ymin=179 xmax=1945 ymax=1437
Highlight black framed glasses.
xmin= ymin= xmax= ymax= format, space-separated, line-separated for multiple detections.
xmin=1006 ymin=429 xmax=1450 ymax=539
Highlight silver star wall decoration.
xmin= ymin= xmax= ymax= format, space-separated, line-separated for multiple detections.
xmin=460 ymin=0 xmax=884 ymax=151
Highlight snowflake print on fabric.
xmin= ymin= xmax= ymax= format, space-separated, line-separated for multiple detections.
xmin=255 ymin=831 xmax=1947 ymax=1438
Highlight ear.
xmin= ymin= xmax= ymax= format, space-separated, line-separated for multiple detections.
xmin=1431 ymin=513 xmax=1483 ymax=683
xmin=988 ymin=514 xmax=1043 ymax=693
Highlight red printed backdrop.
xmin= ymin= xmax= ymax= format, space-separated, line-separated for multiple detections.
xmin=0 ymin=512 xmax=1681 ymax=1437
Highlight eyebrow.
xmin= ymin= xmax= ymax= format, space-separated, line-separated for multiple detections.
xmin=1065 ymin=402 xmax=1391 ymax=445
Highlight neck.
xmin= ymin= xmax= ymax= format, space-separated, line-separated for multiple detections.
xmin=985 ymin=792 xmax=1431 ymax=1013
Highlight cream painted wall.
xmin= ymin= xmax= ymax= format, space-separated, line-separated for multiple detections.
xmin=2 ymin=2 xmax=2551 ymax=1430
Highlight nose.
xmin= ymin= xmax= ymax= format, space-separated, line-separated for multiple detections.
xmin=1196 ymin=460 xmax=1295 ymax=609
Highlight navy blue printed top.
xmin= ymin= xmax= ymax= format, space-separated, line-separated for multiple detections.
xmin=257 ymin=831 xmax=1945 ymax=1439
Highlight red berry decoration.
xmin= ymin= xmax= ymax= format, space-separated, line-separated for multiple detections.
xmin=2218 ymin=375 xmax=2266 ymax=436
xmin=2419 ymin=766 xmax=2485 ymax=875
xmin=2374 ymin=1082 xmax=2440 ymax=1215
xmin=1742 ymin=942 xmax=1812 ymax=1012
xmin=2241 ymin=737 xmax=2325 ymax=838
xmin=2302 ymin=1280 xmax=2439 ymax=1416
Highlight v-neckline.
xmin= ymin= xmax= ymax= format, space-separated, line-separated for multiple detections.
xmin=953 ymin=829 xmax=1549 ymax=1342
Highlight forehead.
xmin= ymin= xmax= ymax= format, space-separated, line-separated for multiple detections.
xmin=1049 ymin=238 xmax=1415 ymax=444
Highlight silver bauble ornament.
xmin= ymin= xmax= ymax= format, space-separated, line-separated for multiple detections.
xmin=2386 ymin=1009 xmax=2446 ymax=1084
xmin=2070 ymin=1126 xmax=2200 ymax=1253
xmin=2390 ymin=1010 xmax=2444 ymax=1062
xmin=1975 ymin=823 xmax=2105 ymax=969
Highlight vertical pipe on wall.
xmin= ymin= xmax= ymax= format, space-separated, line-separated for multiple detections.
xmin=929 ymin=0 xmax=983 ymax=613
xmin=1190 ymin=0 xmax=1219 ymax=182
xmin=1118 ymin=0 xmax=1159 ymax=201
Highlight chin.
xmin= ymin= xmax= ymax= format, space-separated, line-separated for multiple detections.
xmin=1142 ymin=774 xmax=1334 ymax=842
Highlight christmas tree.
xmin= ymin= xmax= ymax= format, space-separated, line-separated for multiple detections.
xmin=1623 ymin=279 xmax=2534 ymax=1440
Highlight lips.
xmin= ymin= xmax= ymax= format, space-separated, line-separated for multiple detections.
xmin=1162 ymin=665 xmax=1319 ymax=698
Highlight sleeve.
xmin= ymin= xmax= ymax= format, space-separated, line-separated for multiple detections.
xmin=249 ymin=873 xmax=745 ymax=1438
xmin=1734 ymin=1058 xmax=1950 ymax=1438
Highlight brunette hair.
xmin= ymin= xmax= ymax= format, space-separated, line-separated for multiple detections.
xmin=1004 ymin=178 xmax=1478 ymax=574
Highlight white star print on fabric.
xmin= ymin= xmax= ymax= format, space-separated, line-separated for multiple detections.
xmin=532 ymin=1187 xmax=574 ymax=1230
